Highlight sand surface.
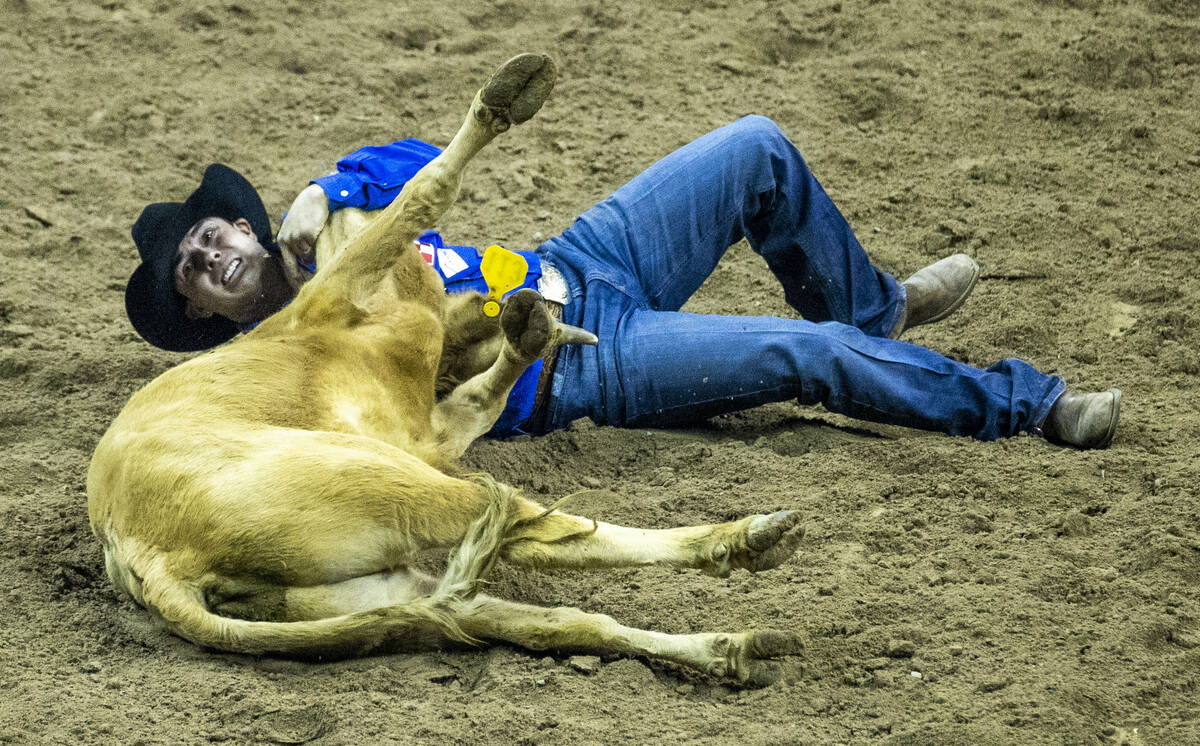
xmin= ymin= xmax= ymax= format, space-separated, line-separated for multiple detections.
xmin=2 ymin=0 xmax=1198 ymax=743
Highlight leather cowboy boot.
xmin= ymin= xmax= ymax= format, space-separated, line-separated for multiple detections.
xmin=891 ymin=254 xmax=981 ymax=338
xmin=1041 ymin=388 xmax=1122 ymax=449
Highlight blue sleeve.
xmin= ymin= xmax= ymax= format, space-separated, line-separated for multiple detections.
xmin=312 ymin=138 xmax=442 ymax=212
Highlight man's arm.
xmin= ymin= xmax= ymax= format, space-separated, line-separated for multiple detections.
xmin=277 ymin=139 xmax=443 ymax=286
xmin=313 ymin=139 xmax=443 ymax=212
xmin=275 ymin=184 xmax=328 ymax=289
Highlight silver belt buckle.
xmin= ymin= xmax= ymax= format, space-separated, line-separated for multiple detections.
xmin=537 ymin=262 xmax=569 ymax=305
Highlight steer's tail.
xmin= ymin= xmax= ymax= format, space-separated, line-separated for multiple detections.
xmin=111 ymin=477 xmax=517 ymax=660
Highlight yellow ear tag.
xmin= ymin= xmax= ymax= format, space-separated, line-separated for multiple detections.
xmin=479 ymin=244 xmax=528 ymax=318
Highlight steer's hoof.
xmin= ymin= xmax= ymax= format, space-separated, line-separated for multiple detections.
xmin=742 ymin=631 xmax=805 ymax=687
xmin=500 ymin=288 xmax=553 ymax=361
xmin=721 ymin=630 xmax=805 ymax=687
xmin=704 ymin=511 xmax=805 ymax=578
xmin=475 ymin=53 xmax=556 ymax=133
xmin=742 ymin=510 xmax=805 ymax=572
xmin=747 ymin=629 xmax=805 ymax=658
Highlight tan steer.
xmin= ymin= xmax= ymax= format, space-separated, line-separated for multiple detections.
xmin=87 ymin=54 xmax=805 ymax=684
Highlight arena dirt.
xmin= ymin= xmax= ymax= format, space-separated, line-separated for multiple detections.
xmin=1 ymin=0 xmax=1197 ymax=743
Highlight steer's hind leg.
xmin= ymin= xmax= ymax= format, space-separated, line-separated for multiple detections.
xmin=201 ymin=426 xmax=801 ymax=590
xmin=456 ymin=595 xmax=804 ymax=686
xmin=501 ymin=507 xmax=807 ymax=578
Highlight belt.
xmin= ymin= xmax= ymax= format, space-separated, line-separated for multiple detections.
xmin=530 ymin=299 xmax=563 ymax=428
xmin=522 ymin=257 xmax=570 ymax=432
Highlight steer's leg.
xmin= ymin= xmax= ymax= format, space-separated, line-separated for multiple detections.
xmin=434 ymin=289 xmax=595 ymax=458
xmin=301 ymin=54 xmax=556 ymax=311
xmin=500 ymin=507 xmax=807 ymax=578
xmin=455 ymin=595 xmax=804 ymax=686
xmin=216 ymin=571 xmax=803 ymax=684
xmin=186 ymin=426 xmax=801 ymax=586
xmin=353 ymin=54 xmax=555 ymax=250
xmin=428 ymin=291 xmax=804 ymax=576
xmin=366 ymin=53 xmax=556 ymax=240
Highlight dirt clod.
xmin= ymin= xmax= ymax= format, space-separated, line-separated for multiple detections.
xmin=568 ymin=655 xmax=601 ymax=674
xmin=886 ymin=640 xmax=916 ymax=659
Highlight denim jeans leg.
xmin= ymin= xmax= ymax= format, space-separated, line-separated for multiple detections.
xmin=534 ymin=118 xmax=1062 ymax=441
xmin=563 ymin=115 xmax=902 ymax=335
xmin=605 ymin=309 xmax=1064 ymax=440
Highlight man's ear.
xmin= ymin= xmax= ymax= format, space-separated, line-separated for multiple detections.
xmin=233 ymin=217 xmax=254 ymax=235
xmin=184 ymin=300 xmax=214 ymax=320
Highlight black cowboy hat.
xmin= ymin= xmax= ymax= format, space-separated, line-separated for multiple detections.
xmin=125 ymin=164 xmax=275 ymax=352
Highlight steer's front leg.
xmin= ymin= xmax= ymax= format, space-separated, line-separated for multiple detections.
xmin=432 ymin=289 xmax=596 ymax=459
xmin=295 ymin=54 xmax=557 ymax=318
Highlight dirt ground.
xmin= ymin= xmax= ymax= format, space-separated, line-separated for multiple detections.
xmin=2 ymin=0 xmax=1198 ymax=743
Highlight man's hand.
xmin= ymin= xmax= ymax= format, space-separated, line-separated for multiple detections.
xmin=276 ymin=184 xmax=328 ymax=290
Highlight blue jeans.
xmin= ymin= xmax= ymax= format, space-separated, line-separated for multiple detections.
xmin=532 ymin=116 xmax=1064 ymax=440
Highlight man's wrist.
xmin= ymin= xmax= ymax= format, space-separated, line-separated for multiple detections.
xmin=300 ymin=183 xmax=329 ymax=209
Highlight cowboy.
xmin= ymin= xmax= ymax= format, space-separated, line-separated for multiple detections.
xmin=124 ymin=116 xmax=1120 ymax=447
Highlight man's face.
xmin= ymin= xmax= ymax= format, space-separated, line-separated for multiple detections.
xmin=175 ymin=217 xmax=269 ymax=322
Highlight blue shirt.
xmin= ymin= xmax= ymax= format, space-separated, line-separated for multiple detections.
xmin=310 ymin=139 xmax=544 ymax=437
xmin=314 ymin=139 xmax=443 ymax=212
